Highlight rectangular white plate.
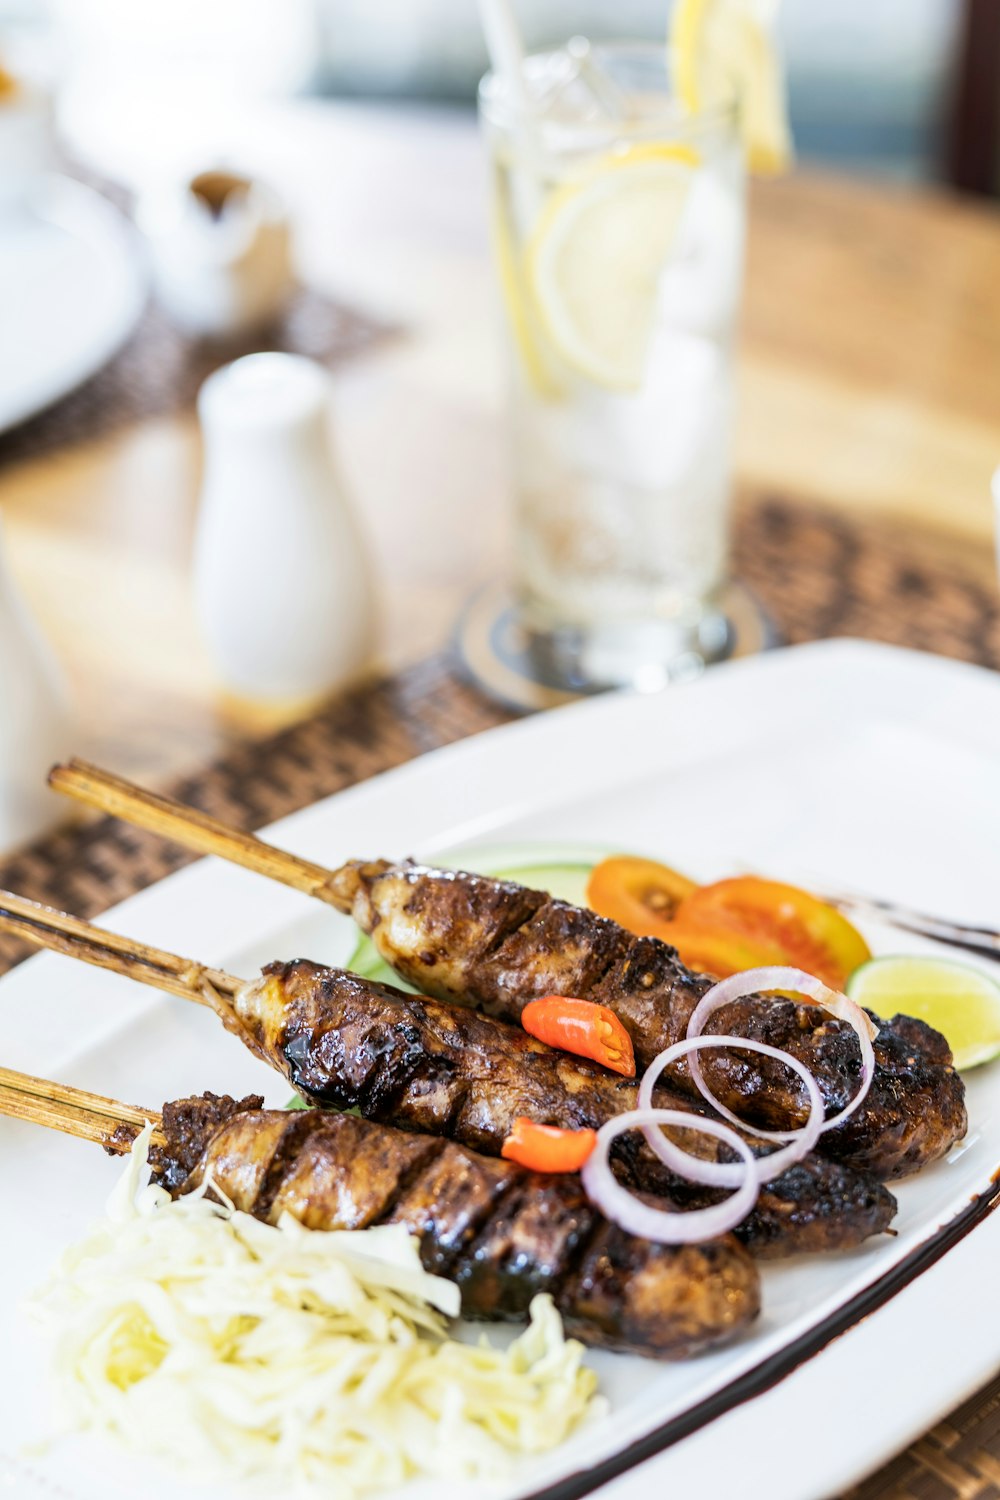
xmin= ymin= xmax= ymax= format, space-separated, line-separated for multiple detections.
xmin=2 ymin=638 xmax=999 ymax=1500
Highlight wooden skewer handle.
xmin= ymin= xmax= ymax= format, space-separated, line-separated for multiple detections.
xmin=50 ymin=759 xmax=337 ymax=902
xmin=0 ymin=890 xmax=274 ymax=1067
xmin=0 ymin=889 xmax=241 ymax=1003
xmin=0 ymin=1064 xmax=160 ymax=1148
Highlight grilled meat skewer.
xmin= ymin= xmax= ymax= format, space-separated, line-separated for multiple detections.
xmin=155 ymin=1094 xmax=761 ymax=1357
xmin=0 ymin=1069 xmax=761 ymax=1359
xmin=44 ymin=764 xmax=965 ymax=1181
xmin=328 ymin=861 xmax=968 ymax=1181
xmin=46 ymin=762 xmax=967 ymax=1180
xmin=240 ymin=960 xmax=896 ymax=1259
xmin=0 ymin=889 xmax=894 ymax=1261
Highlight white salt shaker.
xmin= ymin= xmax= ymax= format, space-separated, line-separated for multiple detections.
xmin=194 ymin=353 xmax=376 ymax=702
xmin=0 ymin=517 xmax=69 ymax=850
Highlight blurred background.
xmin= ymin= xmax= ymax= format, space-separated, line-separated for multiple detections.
xmin=0 ymin=0 xmax=998 ymax=822
xmin=2 ymin=0 xmax=993 ymax=188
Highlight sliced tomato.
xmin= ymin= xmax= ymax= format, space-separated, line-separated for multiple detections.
xmin=674 ymin=877 xmax=871 ymax=989
xmin=656 ymin=911 xmax=793 ymax=978
xmin=586 ymin=855 xmax=698 ymax=933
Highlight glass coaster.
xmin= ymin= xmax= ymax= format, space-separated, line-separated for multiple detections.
xmin=454 ymin=580 xmax=780 ymax=713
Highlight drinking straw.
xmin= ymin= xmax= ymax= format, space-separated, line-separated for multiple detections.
xmin=477 ymin=0 xmax=531 ymax=112
xmin=476 ymin=0 xmax=548 ymax=215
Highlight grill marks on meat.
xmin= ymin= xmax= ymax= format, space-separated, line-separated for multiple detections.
xmin=326 ymin=860 xmax=967 ymax=1180
xmin=235 ymin=960 xmax=895 ymax=1258
xmin=152 ymin=1094 xmax=760 ymax=1358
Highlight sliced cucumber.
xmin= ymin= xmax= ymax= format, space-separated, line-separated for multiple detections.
xmin=492 ymin=861 xmax=594 ymax=907
xmin=345 ymin=932 xmax=419 ymax=990
xmin=286 ymin=1095 xmax=362 ymax=1115
xmin=342 ymin=853 xmax=598 ymax=985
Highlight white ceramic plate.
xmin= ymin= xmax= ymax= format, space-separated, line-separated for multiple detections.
xmin=1 ymin=638 xmax=999 ymax=1500
xmin=0 ymin=175 xmax=146 ymax=434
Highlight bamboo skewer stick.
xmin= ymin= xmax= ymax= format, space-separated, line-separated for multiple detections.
xmin=0 ymin=1063 xmax=150 ymax=1122
xmin=0 ymin=1065 xmax=161 ymax=1149
xmin=53 ymin=761 xmax=1000 ymax=963
xmin=49 ymin=759 xmax=338 ymax=903
xmin=0 ymin=890 xmax=271 ymax=1061
xmin=0 ymin=889 xmax=241 ymax=1004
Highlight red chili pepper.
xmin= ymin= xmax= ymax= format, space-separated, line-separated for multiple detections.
xmin=501 ymin=1117 xmax=598 ymax=1173
xmin=521 ymin=995 xmax=636 ymax=1078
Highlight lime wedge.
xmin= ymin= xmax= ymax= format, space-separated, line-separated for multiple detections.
xmin=527 ymin=143 xmax=698 ymax=390
xmin=847 ymin=955 xmax=1000 ymax=1071
xmin=670 ymin=0 xmax=792 ymax=174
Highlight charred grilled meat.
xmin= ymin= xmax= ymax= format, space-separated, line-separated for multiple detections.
xmin=234 ymin=961 xmax=896 ymax=1259
xmin=145 ymin=1091 xmax=760 ymax=1359
xmin=326 ymin=860 xmax=967 ymax=1180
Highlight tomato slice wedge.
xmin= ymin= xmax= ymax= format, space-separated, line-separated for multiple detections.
xmin=586 ymin=855 xmax=698 ymax=932
xmin=654 ymin=911 xmax=792 ymax=979
xmin=674 ymin=877 xmax=871 ymax=989
xmin=586 ymin=857 xmax=871 ymax=988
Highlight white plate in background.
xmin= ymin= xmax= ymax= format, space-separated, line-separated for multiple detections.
xmin=0 ymin=175 xmax=146 ymax=434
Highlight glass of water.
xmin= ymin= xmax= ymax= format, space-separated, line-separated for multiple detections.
xmin=479 ymin=41 xmax=745 ymax=692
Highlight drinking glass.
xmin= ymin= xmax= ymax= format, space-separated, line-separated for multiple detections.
xmin=479 ymin=41 xmax=745 ymax=691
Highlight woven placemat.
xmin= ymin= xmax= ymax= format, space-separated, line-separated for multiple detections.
xmin=0 ymin=493 xmax=997 ymax=1500
xmin=0 ymin=288 xmax=397 ymax=471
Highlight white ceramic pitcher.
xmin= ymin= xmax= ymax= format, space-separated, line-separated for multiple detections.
xmin=194 ymin=353 xmax=376 ymax=703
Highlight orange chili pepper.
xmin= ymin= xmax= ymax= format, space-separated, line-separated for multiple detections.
xmin=501 ymin=1117 xmax=598 ymax=1173
xmin=521 ymin=995 xmax=636 ymax=1078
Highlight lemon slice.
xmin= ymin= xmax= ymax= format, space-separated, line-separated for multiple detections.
xmin=670 ymin=0 xmax=792 ymax=174
xmin=527 ymin=143 xmax=698 ymax=391
xmin=847 ymin=955 xmax=1000 ymax=1071
xmin=491 ymin=180 xmax=563 ymax=399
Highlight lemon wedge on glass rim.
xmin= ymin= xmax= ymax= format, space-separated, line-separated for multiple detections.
xmin=847 ymin=955 xmax=1000 ymax=1072
xmin=670 ymin=0 xmax=792 ymax=174
xmin=526 ymin=142 xmax=699 ymax=392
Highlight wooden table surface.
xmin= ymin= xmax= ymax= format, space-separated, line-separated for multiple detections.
xmin=2 ymin=100 xmax=1000 ymax=779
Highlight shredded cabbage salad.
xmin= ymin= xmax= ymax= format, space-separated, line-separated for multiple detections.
xmin=28 ymin=1124 xmax=602 ymax=1496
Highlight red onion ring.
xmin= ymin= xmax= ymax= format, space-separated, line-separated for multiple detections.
xmin=636 ymin=1034 xmax=825 ymax=1188
xmin=580 ymin=1108 xmax=758 ymax=1242
xmin=685 ymin=966 xmax=878 ymax=1138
